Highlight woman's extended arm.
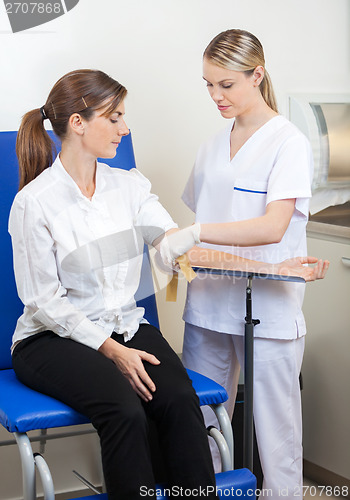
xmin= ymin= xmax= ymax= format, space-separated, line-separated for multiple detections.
xmin=187 ymin=246 xmax=329 ymax=282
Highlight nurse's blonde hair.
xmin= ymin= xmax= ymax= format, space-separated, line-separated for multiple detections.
xmin=204 ymin=29 xmax=278 ymax=113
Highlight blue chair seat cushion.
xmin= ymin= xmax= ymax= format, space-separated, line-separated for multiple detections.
xmin=0 ymin=368 xmax=227 ymax=433
xmin=0 ymin=369 xmax=88 ymax=433
xmin=72 ymin=469 xmax=256 ymax=499
xmin=186 ymin=368 xmax=228 ymax=406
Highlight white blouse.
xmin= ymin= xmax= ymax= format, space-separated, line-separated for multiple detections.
xmin=9 ymin=156 xmax=177 ymax=351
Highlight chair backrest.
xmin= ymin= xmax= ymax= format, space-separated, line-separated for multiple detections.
xmin=0 ymin=131 xmax=159 ymax=370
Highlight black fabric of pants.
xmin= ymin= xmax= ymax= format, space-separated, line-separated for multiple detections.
xmin=12 ymin=324 xmax=218 ymax=500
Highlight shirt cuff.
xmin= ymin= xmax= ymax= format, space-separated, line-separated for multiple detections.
xmin=70 ymin=317 xmax=111 ymax=351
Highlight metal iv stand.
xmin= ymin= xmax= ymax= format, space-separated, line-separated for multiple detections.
xmin=243 ymin=275 xmax=260 ymax=472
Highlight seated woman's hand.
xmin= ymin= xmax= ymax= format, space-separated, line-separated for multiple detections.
xmin=98 ymin=338 xmax=160 ymax=402
xmin=276 ymin=256 xmax=329 ymax=282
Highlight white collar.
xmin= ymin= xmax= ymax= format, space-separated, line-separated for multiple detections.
xmin=51 ymin=154 xmax=106 ymax=200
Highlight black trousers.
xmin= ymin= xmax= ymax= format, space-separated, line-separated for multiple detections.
xmin=12 ymin=324 xmax=218 ymax=499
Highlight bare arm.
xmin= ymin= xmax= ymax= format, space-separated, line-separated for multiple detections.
xmin=187 ymin=246 xmax=329 ymax=282
xmin=199 ymin=199 xmax=295 ymax=247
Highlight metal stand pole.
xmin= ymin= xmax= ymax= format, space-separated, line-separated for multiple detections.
xmin=243 ymin=276 xmax=260 ymax=472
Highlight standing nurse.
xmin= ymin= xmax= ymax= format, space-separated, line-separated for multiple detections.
xmin=181 ymin=29 xmax=318 ymax=500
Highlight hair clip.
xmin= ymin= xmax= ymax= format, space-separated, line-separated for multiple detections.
xmin=40 ymin=106 xmax=48 ymax=120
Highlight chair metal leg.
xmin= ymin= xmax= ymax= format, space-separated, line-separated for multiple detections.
xmin=210 ymin=403 xmax=234 ymax=469
xmin=34 ymin=453 xmax=55 ymax=500
xmin=207 ymin=426 xmax=232 ymax=472
xmin=39 ymin=428 xmax=48 ymax=454
xmin=14 ymin=432 xmax=36 ymax=500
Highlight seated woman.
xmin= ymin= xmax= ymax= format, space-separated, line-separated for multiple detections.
xmin=9 ymin=69 xmax=327 ymax=500
xmin=10 ymin=69 xmax=218 ymax=500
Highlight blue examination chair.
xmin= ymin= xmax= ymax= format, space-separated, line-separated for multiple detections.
xmin=0 ymin=130 xmax=256 ymax=499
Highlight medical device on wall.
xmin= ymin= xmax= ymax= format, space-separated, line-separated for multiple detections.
xmin=289 ymin=94 xmax=350 ymax=226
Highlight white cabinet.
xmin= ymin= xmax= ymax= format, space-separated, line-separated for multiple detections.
xmin=302 ymin=226 xmax=350 ymax=480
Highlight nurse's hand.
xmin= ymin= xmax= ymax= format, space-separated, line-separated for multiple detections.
xmin=98 ymin=337 xmax=160 ymax=402
xmin=159 ymin=224 xmax=201 ymax=267
xmin=276 ymin=256 xmax=329 ymax=282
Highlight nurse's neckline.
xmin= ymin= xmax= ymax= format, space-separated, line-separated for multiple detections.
xmin=229 ymin=114 xmax=282 ymax=162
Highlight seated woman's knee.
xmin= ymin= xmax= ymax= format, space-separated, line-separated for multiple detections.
xmin=91 ymin=397 xmax=148 ymax=433
xmin=159 ymin=378 xmax=199 ymax=411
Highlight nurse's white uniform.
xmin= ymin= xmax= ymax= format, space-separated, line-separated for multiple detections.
xmin=181 ymin=115 xmax=313 ymax=500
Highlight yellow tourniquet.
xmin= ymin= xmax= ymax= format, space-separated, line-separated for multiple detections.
xmin=166 ymin=254 xmax=197 ymax=302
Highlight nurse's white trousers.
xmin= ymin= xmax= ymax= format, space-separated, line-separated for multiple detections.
xmin=182 ymin=323 xmax=305 ymax=500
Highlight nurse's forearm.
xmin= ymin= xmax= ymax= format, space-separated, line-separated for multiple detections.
xmin=200 ymin=217 xmax=279 ymax=246
xmin=199 ymin=199 xmax=295 ymax=247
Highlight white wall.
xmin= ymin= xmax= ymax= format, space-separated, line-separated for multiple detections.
xmin=0 ymin=0 xmax=349 ymax=497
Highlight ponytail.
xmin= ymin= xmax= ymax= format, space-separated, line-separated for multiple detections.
xmin=260 ymin=70 xmax=278 ymax=113
xmin=16 ymin=108 xmax=55 ymax=190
